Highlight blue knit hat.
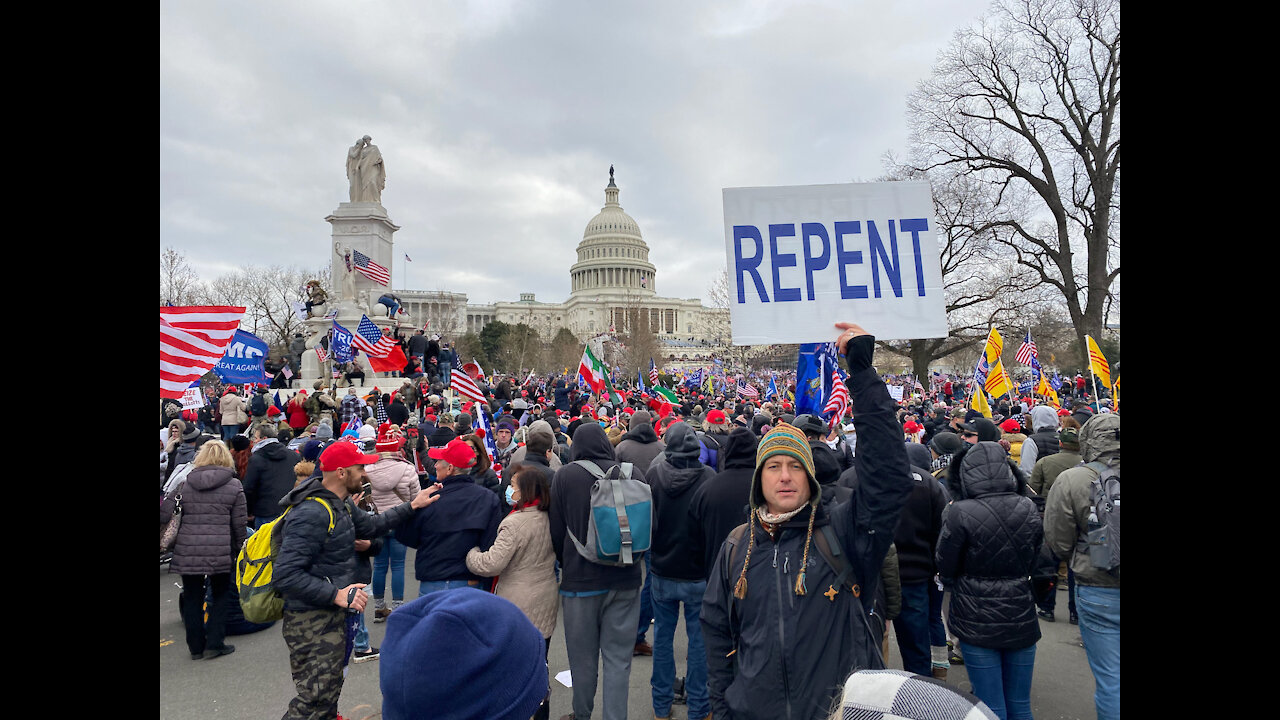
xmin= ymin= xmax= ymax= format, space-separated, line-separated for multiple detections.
xmin=380 ymin=588 xmax=546 ymax=720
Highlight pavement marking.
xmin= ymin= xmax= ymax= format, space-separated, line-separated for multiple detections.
xmin=160 ymin=640 xmax=174 ymax=647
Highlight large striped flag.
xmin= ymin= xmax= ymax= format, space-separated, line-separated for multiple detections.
xmin=450 ymin=355 xmax=487 ymax=404
xmin=473 ymin=405 xmax=499 ymax=473
xmin=350 ymin=249 xmax=390 ymax=286
xmin=971 ymin=386 xmax=992 ymax=418
xmin=738 ymin=382 xmax=759 ymax=399
xmin=1086 ymin=335 xmax=1111 ymax=388
xmin=649 ymin=358 xmax=659 ymax=386
xmin=352 ymin=315 xmax=399 ymax=358
xmin=160 ymin=305 xmax=246 ymax=399
xmin=982 ymin=328 xmax=1014 ymax=396
xmin=578 ymin=344 xmax=608 ymax=394
xmin=1015 ymin=330 xmax=1038 ymax=366
xmin=822 ymin=368 xmax=850 ymax=428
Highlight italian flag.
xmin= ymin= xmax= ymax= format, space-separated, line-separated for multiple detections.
xmin=578 ymin=344 xmax=607 ymax=394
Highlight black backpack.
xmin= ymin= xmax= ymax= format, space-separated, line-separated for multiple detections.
xmin=250 ymin=393 xmax=268 ymax=417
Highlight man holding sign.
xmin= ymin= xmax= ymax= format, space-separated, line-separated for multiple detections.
xmin=702 ymin=322 xmax=913 ymax=720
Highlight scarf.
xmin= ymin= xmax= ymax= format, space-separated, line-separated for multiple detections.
xmin=757 ymin=504 xmax=806 ymax=527
xmin=930 ymin=454 xmax=953 ymax=472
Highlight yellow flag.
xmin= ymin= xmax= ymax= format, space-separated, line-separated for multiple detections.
xmin=984 ymin=328 xmax=1004 ymax=365
xmin=1086 ymin=335 xmax=1111 ymax=388
xmin=1036 ymin=374 xmax=1060 ymax=408
xmin=970 ymin=386 xmax=992 ymax=418
xmin=1113 ymin=375 xmax=1120 ymax=411
xmin=985 ymin=358 xmax=1014 ymax=397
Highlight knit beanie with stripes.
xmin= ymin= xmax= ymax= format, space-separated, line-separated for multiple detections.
xmin=750 ymin=421 xmax=819 ymax=509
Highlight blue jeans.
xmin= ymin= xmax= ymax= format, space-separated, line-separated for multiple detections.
xmin=636 ymin=553 xmax=653 ymax=643
xmin=895 ymin=582 xmax=932 ymax=675
xmin=650 ymin=574 xmax=709 ymax=718
xmin=354 ymin=611 xmax=369 ymax=652
xmin=221 ymin=425 xmax=237 ymax=441
xmin=371 ymin=536 xmax=407 ymax=601
xmin=957 ymin=641 xmax=1036 ymax=720
xmin=378 ymin=295 xmax=401 ymax=318
xmin=419 ymin=579 xmax=481 ymax=596
xmin=1076 ymin=585 xmax=1120 ymax=720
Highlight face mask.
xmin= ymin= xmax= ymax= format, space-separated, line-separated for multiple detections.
xmin=504 ymin=485 xmax=516 ymax=505
xmin=824 ymin=437 xmax=839 ymax=450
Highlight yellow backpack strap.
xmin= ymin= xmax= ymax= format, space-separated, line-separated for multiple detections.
xmin=309 ymin=497 xmax=336 ymax=534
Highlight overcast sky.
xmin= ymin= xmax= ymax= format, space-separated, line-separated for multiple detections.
xmin=161 ymin=0 xmax=993 ymax=307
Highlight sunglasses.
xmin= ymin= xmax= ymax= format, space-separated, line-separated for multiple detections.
xmin=962 ymin=431 xmax=978 ymax=438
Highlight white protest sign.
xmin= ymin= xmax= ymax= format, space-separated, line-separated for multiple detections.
xmin=181 ymin=387 xmax=206 ymax=410
xmin=888 ymin=385 xmax=905 ymax=402
xmin=722 ymin=181 xmax=947 ymax=345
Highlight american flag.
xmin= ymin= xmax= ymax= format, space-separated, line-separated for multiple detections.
xmin=352 ymin=315 xmax=399 ymax=358
xmin=473 ymin=405 xmax=499 ymax=471
xmin=450 ymin=355 xmax=487 ymax=404
xmin=404 ymin=253 xmax=412 ymax=262
xmin=351 ymin=249 xmax=390 ymax=286
xmin=315 ymin=345 xmax=328 ymax=363
xmin=1015 ymin=330 xmax=1038 ymax=366
xmin=738 ymin=382 xmax=758 ymax=399
xmin=160 ymin=306 xmax=246 ymax=399
xmin=823 ymin=368 xmax=850 ymax=428
xmin=649 ymin=358 xmax=659 ymax=386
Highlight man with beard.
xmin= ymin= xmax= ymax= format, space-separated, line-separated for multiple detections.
xmin=272 ymin=442 xmax=442 ymax=720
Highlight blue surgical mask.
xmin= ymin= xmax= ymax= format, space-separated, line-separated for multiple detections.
xmin=504 ymin=485 xmax=516 ymax=505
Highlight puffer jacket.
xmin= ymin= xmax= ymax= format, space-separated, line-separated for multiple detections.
xmin=272 ymin=476 xmax=416 ymax=612
xmin=702 ymin=361 xmax=913 ymax=720
xmin=160 ymin=465 xmax=247 ymax=576
xmin=366 ymin=453 xmax=421 ymax=514
xmin=935 ymin=441 xmax=1043 ymax=650
xmin=1044 ymin=414 xmax=1120 ymax=589
xmin=220 ymin=394 xmax=245 ymax=427
xmin=466 ymin=507 xmax=559 ymax=638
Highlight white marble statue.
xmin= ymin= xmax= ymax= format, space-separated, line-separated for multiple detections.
xmin=335 ymin=242 xmax=358 ymax=301
xmin=346 ymin=135 xmax=386 ymax=204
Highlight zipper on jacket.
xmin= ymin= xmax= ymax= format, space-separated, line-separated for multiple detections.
xmin=775 ymin=544 xmax=793 ymax=720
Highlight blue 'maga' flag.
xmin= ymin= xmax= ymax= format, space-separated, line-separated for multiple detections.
xmin=636 ymin=368 xmax=647 ymax=396
xmin=1050 ymin=371 xmax=1063 ymax=391
xmin=1018 ymin=380 xmax=1034 ymax=395
xmin=795 ymin=342 xmax=840 ymax=417
xmin=331 ymin=321 xmax=356 ymax=363
xmin=766 ymin=374 xmax=780 ymax=401
xmin=213 ymin=329 xmax=269 ymax=385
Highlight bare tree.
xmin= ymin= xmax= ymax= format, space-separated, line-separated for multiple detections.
xmin=160 ymin=247 xmax=203 ymax=306
xmin=907 ymin=0 xmax=1119 ymax=369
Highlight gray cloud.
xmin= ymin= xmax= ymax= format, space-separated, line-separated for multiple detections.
xmin=161 ymin=0 xmax=991 ymax=306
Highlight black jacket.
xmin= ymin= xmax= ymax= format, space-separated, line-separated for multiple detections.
xmin=647 ymin=423 xmax=715 ymax=581
xmin=702 ymin=359 xmax=913 ymax=720
xmin=242 ymin=441 xmax=301 ymax=520
xmin=395 ymin=472 xmax=504 ymax=583
xmin=272 ymin=477 xmax=416 ymax=612
xmin=935 ymin=442 xmax=1043 ymax=650
xmin=844 ymin=463 xmax=948 ymax=584
xmin=549 ymin=423 xmax=646 ymax=592
xmin=688 ymin=428 xmax=757 ymax=580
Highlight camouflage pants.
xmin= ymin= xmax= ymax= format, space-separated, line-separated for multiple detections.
xmin=281 ymin=607 xmax=346 ymax=720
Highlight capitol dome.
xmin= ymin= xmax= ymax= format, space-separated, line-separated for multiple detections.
xmin=570 ymin=168 xmax=657 ymax=297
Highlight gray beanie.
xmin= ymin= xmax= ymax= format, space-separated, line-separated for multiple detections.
xmin=315 ymin=424 xmax=334 ymax=441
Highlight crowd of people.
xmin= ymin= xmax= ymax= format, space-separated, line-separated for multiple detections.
xmin=160 ymin=323 xmax=1119 ymax=720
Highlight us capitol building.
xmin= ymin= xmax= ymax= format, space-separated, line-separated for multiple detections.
xmin=392 ymin=170 xmax=727 ymax=349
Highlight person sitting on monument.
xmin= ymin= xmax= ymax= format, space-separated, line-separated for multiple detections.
xmin=378 ymin=293 xmax=405 ymax=319
xmin=304 ymin=280 xmax=328 ymax=318
xmin=344 ymin=358 xmax=367 ymax=387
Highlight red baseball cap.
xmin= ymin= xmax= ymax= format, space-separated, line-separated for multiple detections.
xmin=319 ymin=441 xmax=381 ymax=471
xmin=427 ymin=437 xmax=477 ymax=468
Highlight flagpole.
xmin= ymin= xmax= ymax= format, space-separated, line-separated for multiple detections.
xmin=1086 ymin=335 xmax=1100 ymax=405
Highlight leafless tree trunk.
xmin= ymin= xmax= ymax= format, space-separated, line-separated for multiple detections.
xmin=907 ymin=0 xmax=1119 ymax=369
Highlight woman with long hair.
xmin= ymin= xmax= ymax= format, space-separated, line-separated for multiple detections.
xmin=459 ymin=433 xmax=501 ymax=495
xmin=465 ymin=465 xmax=558 ymax=720
xmin=160 ymin=440 xmax=248 ymax=660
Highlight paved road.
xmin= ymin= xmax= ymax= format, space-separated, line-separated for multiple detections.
xmin=160 ymin=550 xmax=1097 ymax=719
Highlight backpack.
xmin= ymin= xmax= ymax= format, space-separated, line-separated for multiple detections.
xmin=250 ymin=394 xmax=268 ymax=417
xmin=565 ymin=460 xmax=652 ymax=566
xmin=236 ymin=496 xmax=336 ymax=623
xmin=1078 ymin=461 xmax=1120 ymax=578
